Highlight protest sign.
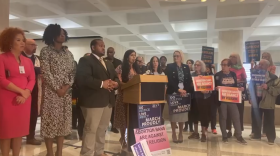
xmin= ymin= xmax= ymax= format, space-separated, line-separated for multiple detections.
xmin=134 ymin=125 xmax=171 ymax=156
xmin=137 ymin=104 xmax=161 ymax=129
xmin=251 ymin=69 xmax=266 ymax=84
xmin=219 ymin=87 xmax=242 ymax=103
xmin=201 ymin=46 xmax=214 ymax=64
xmin=192 ymin=75 xmax=215 ymax=91
xmin=131 ymin=140 xmax=152 ymax=156
xmin=167 ymin=94 xmax=191 ymax=115
xmin=245 ymin=40 xmax=261 ymax=63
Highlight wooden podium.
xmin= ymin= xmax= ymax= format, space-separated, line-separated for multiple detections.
xmin=121 ymin=75 xmax=168 ymax=154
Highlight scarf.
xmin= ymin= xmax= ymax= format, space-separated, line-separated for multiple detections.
xmin=232 ymin=64 xmax=243 ymax=70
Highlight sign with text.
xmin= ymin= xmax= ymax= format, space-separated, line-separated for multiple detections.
xmin=131 ymin=140 xmax=152 ymax=156
xmin=134 ymin=125 xmax=171 ymax=156
xmin=245 ymin=40 xmax=261 ymax=63
xmin=167 ymin=94 xmax=191 ymax=115
xmin=251 ymin=69 xmax=266 ymax=84
xmin=201 ymin=46 xmax=214 ymax=64
xmin=219 ymin=87 xmax=242 ymax=103
xmin=192 ymin=75 xmax=215 ymax=91
xmin=137 ymin=104 xmax=161 ymax=129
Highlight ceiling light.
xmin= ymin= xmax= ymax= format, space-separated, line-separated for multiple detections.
xmin=9 ymin=14 xmax=18 ymax=19
xmin=220 ymin=0 xmax=225 ymax=2
xmin=201 ymin=0 xmax=207 ymax=2
xmin=239 ymin=0 xmax=245 ymax=2
xmin=181 ymin=0 xmax=186 ymax=1
xmin=259 ymin=0 xmax=264 ymax=1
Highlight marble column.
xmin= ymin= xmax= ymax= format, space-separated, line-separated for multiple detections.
xmin=0 ymin=0 xmax=9 ymax=31
xmin=218 ymin=30 xmax=243 ymax=66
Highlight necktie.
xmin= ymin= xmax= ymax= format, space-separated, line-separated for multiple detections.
xmin=99 ymin=57 xmax=107 ymax=70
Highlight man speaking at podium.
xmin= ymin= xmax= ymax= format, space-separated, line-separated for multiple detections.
xmin=76 ymin=39 xmax=120 ymax=156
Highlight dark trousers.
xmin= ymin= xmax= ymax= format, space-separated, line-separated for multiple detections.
xmin=254 ymin=108 xmax=276 ymax=141
xmin=72 ymin=105 xmax=77 ymax=129
xmin=110 ymin=95 xmax=117 ymax=127
xmin=196 ymin=98 xmax=211 ymax=127
xmin=211 ymin=103 xmax=218 ymax=130
xmin=77 ymin=105 xmax=85 ymax=137
xmin=252 ymin=98 xmax=268 ymax=134
xmin=226 ymin=100 xmax=244 ymax=131
xmin=160 ymin=103 xmax=165 ymax=125
xmin=27 ymin=91 xmax=38 ymax=139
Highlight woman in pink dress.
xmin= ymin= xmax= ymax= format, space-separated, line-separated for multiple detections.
xmin=0 ymin=27 xmax=35 ymax=156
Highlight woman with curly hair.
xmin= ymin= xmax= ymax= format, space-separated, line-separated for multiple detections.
xmin=0 ymin=27 xmax=35 ymax=156
xmin=40 ymin=24 xmax=75 ymax=156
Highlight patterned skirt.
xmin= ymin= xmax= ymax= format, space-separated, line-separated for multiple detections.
xmin=113 ymin=91 xmax=127 ymax=129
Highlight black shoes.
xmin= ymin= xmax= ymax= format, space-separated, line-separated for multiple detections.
xmin=111 ymin=128 xmax=119 ymax=133
xmin=237 ymin=136 xmax=247 ymax=145
xmin=227 ymin=131 xmax=232 ymax=138
xmin=222 ymin=137 xmax=228 ymax=143
xmin=188 ymin=133 xmax=200 ymax=140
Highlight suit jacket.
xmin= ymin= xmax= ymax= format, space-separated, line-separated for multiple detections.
xmin=76 ymin=54 xmax=120 ymax=108
xmin=165 ymin=63 xmax=192 ymax=94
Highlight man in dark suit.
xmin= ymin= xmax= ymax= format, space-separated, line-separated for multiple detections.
xmin=104 ymin=47 xmax=122 ymax=134
xmin=22 ymin=39 xmax=41 ymax=145
xmin=76 ymin=39 xmax=120 ymax=156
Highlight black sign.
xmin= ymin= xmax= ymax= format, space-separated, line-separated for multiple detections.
xmin=201 ymin=46 xmax=214 ymax=64
xmin=137 ymin=104 xmax=161 ymax=129
xmin=167 ymin=94 xmax=191 ymax=115
xmin=245 ymin=40 xmax=260 ymax=63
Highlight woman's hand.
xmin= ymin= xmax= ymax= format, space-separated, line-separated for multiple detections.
xmin=178 ymin=89 xmax=187 ymax=96
xmin=202 ymin=91 xmax=209 ymax=94
xmin=20 ymin=89 xmax=31 ymax=99
xmin=239 ymin=87 xmax=244 ymax=91
xmin=215 ymin=86 xmax=220 ymax=91
xmin=16 ymin=96 xmax=26 ymax=104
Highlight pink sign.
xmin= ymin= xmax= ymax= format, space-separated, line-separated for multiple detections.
xmin=134 ymin=125 xmax=171 ymax=156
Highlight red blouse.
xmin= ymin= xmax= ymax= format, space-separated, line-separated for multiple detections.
xmin=230 ymin=67 xmax=247 ymax=81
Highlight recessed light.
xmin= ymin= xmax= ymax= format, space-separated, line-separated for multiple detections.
xmin=201 ymin=0 xmax=207 ymax=2
xmin=239 ymin=0 xmax=245 ymax=2
xmin=181 ymin=0 xmax=186 ymax=1
xmin=220 ymin=0 xmax=226 ymax=2
xmin=259 ymin=0 xmax=264 ymax=1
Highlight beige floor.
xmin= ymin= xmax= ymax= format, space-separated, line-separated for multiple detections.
xmin=1 ymin=120 xmax=280 ymax=156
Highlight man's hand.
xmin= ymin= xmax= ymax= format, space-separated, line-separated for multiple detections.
xmin=102 ymin=79 xmax=112 ymax=91
xmin=16 ymin=96 xmax=26 ymax=104
xmin=261 ymin=84 xmax=268 ymax=90
xmin=20 ymin=89 xmax=31 ymax=99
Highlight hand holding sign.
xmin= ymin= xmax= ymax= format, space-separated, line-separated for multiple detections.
xmin=261 ymin=84 xmax=268 ymax=90
xmin=178 ymin=89 xmax=186 ymax=96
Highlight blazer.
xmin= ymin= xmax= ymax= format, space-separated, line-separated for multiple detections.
xmin=166 ymin=63 xmax=192 ymax=94
xmin=76 ymin=54 xmax=120 ymax=108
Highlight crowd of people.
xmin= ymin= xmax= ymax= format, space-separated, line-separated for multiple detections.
xmin=0 ymin=24 xmax=279 ymax=156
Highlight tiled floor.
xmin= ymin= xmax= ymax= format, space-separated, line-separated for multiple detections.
xmin=1 ymin=120 xmax=280 ymax=156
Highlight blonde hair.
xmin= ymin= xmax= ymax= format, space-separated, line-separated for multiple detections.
xmin=195 ymin=60 xmax=206 ymax=73
xmin=173 ymin=50 xmax=185 ymax=63
xmin=229 ymin=53 xmax=243 ymax=66
xmin=262 ymin=52 xmax=274 ymax=66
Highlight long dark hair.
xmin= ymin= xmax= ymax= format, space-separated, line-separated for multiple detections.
xmin=121 ymin=49 xmax=139 ymax=83
xmin=149 ymin=56 xmax=162 ymax=74
xmin=205 ymin=64 xmax=213 ymax=75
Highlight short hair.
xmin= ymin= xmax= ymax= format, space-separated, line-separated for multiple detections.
xmin=136 ymin=56 xmax=143 ymax=60
xmin=260 ymin=59 xmax=270 ymax=66
xmin=42 ymin=24 xmax=68 ymax=45
xmin=187 ymin=59 xmax=194 ymax=65
xmin=107 ymin=47 xmax=114 ymax=51
xmin=195 ymin=60 xmax=206 ymax=73
xmin=160 ymin=56 xmax=167 ymax=61
xmin=90 ymin=39 xmax=103 ymax=51
xmin=221 ymin=58 xmax=232 ymax=66
xmin=0 ymin=27 xmax=26 ymax=52
xmin=174 ymin=50 xmax=185 ymax=63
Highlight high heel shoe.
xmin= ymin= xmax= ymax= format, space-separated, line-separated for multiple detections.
xmin=172 ymin=134 xmax=178 ymax=143
xmin=178 ymin=133 xmax=183 ymax=143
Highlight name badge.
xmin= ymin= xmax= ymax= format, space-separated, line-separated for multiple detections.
xmin=19 ymin=66 xmax=25 ymax=74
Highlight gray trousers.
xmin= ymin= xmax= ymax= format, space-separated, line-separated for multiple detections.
xmin=218 ymin=103 xmax=241 ymax=138
xmin=80 ymin=106 xmax=112 ymax=156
